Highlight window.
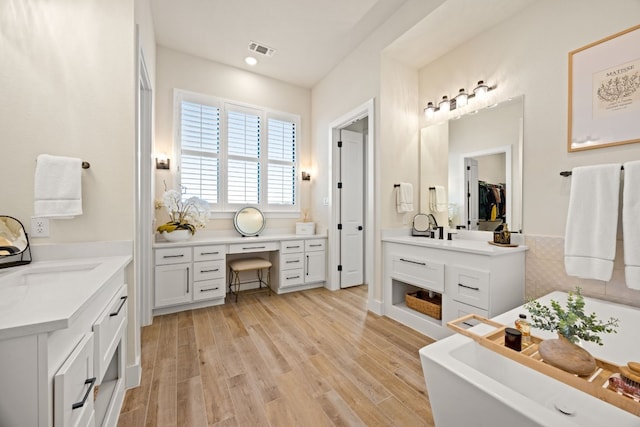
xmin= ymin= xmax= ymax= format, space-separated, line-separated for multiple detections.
xmin=174 ymin=90 xmax=299 ymax=214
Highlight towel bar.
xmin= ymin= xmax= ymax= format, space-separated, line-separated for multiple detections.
xmin=560 ymin=166 xmax=624 ymax=177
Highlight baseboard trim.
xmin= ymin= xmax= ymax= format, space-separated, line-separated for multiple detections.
xmin=368 ymin=298 xmax=383 ymax=315
xmin=125 ymin=358 xmax=141 ymax=389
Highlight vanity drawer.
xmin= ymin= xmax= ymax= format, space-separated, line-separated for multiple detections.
xmin=193 ymin=278 xmax=226 ymax=301
xmin=390 ymin=256 xmax=444 ymax=292
xmin=194 ymin=260 xmax=225 ymax=281
xmin=54 ymin=333 xmax=96 ymax=427
xmin=305 ymin=239 xmax=325 ymax=252
xmin=228 ymin=241 xmax=278 ymax=254
xmin=281 ymin=268 xmax=304 ymax=288
xmin=281 ymin=252 xmax=304 ymax=270
xmin=281 ymin=240 xmax=304 ymax=254
xmin=155 ymin=247 xmax=192 ymax=265
xmin=447 ymin=265 xmax=490 ymax=310
xmin=93 ymin=285 xmax=127 ymax=385
xmin=448 ymin=300 xmax=489 ymax=329
xmin=193 ymin=245 xmax=226 ymax=261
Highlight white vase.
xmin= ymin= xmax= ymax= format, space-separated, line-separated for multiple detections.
xmin=162 ymin=229 xmax=192 ymax=242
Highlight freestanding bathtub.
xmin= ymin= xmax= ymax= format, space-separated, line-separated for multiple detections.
xmin=420 ymin=291 xmax=640 ymax=426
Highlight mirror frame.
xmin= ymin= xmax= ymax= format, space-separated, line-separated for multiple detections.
xmin=0 ymin=215 xmax=32 ymax=269
xmin=233 ymin=207 xmax=266 ymax=237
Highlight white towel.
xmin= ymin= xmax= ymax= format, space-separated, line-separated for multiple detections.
xmin=623 ymin=161 xmax=640 ymax=289
xmin=564 ymin=164 xmax=621 ymax=281
xmin=396 ymin=182 xmax=413 ymax=213
xmin=34 ymin=154 xmax=83 ymax=218
xmin=434 ymin=185 xmax=447 ymax=212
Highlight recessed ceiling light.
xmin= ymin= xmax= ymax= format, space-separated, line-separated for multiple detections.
xmin=245 ymin=56 xmax=257 ymax=66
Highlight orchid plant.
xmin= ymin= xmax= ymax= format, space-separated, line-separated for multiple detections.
xmin=157 ymin=189 xmax=210 ymax=235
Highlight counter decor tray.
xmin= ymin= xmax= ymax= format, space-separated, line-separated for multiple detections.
xmin=448 ymin=314 xmax=640 ymax=417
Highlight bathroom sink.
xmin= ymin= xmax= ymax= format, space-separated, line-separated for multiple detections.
xmin=15 ymin=262 xmax=100 ymax=286
xmin=0 ymin=256 xmax=131 ymax=340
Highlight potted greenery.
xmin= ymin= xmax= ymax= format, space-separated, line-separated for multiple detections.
xmin=524 ymin=287 xmax=619 ymax=376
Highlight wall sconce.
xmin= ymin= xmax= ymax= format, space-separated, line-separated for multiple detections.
xmin=156 ymin=154 xmax=170 ymax=170
xmin=301 ymin=171 xmax=311 ymax=181
xmin=423 ymin=80 xmax=496 ymax=117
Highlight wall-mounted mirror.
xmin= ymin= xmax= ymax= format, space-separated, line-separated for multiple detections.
xmin=0 ymin=215 xmax=32 ymax=268
xmin=233 ymin=207 xmax=265 ymax=237
xmin=420 ymin=96 xmax=524 ymax=232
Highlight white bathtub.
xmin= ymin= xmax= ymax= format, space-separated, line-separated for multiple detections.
xmin=420 ymin=292 xmax=640 ymax=426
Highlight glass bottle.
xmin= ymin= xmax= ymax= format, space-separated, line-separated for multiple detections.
xmin=515 ymin=313 xmax=531 ymax=347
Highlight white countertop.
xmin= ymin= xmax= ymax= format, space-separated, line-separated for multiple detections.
xmin=154 ymin=232 xmax=327 ymax=248
xmin=0 ymin=255 xmax=131 ymax=340
xmin=382 ymin=234 xmax=528 ymax=256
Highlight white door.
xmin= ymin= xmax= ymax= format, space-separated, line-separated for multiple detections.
xmin=464 ymin=157 xmax=479 ymax=230
xmin=339 ymin=129 xmax=364 ymax=287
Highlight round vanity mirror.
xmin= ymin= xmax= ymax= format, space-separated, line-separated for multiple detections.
xmin=233 ymin=207 xmax=265 ymax=237
xmin=413 ymin=214 xmax=431 ymax=232
xmin=0 ymin=215 xmax=32 ymax=268
xmin=412 ymin=213 xmax=438 ymax=232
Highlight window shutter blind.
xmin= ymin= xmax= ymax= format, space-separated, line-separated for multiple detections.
xmin=267 ymin=118 xmax=296 ymax=205
xmin=227 ymin=109 xmax=261 ymax=204
xmin=180 ymin=101 xmax=220 ymax=204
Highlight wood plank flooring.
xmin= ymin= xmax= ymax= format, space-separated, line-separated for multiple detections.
xmin=118 ymin=286 xmax=436 ymax=426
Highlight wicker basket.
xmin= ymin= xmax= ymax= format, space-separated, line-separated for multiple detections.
xmin=406 ymin=290 xmax=442 ymax=320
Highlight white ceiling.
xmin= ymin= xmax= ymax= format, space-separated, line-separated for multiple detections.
xmin=150 ymin=0 xmax=534 ymax=89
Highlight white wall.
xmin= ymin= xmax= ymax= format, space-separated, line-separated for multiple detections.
xmin=418 ymin=0 xmax=640 ymax=236
xmin=1 ymin=0 xmax=138 ymax=368
xmin=0 ymin=0 xmax=136 ymax=242
xmin=135 ymin=0 xmax=156 ymax=88
xmin=154 ymin=46 xmax=312 ymax=232
xmin=311 ymin=0 xmax=445 ymax=303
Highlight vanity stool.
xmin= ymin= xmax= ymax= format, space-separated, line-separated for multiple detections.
xmin=228 ymin=258 xmax=272 ymax=302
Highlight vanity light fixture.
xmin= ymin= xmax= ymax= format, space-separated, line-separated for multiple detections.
xmin=473 ymin=80 xmax=489 ymax=97
xmin=155 ymin=154 xmax=170 ymax=170
xmin=423 ymin=79 xmax=496 ymax=117
xmin=301 ymin=171 xmax=311 ymax=181
xmin=439 ymin=96 xmax=450 ymax=112
xmin=455 ymin=88 xmax=468 ymax=107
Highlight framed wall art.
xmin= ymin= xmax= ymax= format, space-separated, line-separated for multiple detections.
xmin=568 ymin=24 xmax=640 ymax=152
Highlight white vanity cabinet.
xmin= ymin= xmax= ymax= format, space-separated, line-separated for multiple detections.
xmin=278 ymin=238 xmax=326 ymax=291
xmin=383 ymin=236 xmax=525 ymax=340
xmin=192 ymin=245 xmax=226 ymax=301
xmin=154 ymin=245 xmax=228 ymax=312
xmin=154 ymin=246 xmax=193 ymax=308
xmin=304 ymin=239 xmax=326 ymax=283
xmin=0 ymin=258 xmax=130 ymax=427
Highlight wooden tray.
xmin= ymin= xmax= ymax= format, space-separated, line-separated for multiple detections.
xmin=487 ymin=241 xmax=519 ymax=248
xmin=448 ymin=314 xmax=640 ymax=417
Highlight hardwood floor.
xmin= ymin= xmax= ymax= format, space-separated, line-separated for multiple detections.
xmin=118 ymin=286 xmax=436 ymax=426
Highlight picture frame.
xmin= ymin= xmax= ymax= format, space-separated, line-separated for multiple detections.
xmin=568 ymin=24 xmax=640 ymax=152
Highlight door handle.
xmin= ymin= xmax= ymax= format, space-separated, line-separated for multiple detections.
xmin=358 ymin=225 xmax=363 ymax=230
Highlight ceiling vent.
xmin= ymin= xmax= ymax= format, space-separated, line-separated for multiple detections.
xmin=248 ymin=41 xmax=276 ymax=57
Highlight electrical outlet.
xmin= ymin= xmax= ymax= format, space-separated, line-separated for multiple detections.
xmin=31 ymin=217 xmax=50 ymax=237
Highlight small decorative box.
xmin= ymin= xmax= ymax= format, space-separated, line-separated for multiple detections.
xmin=296 ymin=222 xmax=315 ymax=235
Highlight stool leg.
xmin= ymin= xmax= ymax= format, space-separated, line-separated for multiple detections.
xmin=257 ymin=268 xmax=263 ymax=290
xmin=229 ymin=267 xmax=241 ymax=303
xmin=267 ymin=267 xmax=272 ymax=296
